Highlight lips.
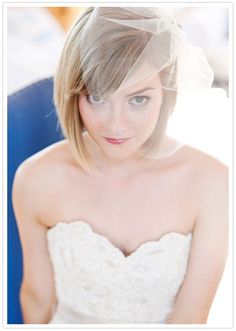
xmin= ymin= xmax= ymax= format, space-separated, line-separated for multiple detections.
xmin=104 ymin=137 xmax=130 ymax=144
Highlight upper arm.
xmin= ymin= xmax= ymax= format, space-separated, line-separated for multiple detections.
xmin=168 ymin=161 xmax=228 ymax=324
xmin=12 ymin=159 xmax=56 ymax=307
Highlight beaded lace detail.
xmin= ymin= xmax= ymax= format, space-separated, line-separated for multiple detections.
xmin=47 ymin=220 xmax=192 ymax=323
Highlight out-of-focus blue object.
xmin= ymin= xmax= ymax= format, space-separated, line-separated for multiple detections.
xmin=7 ymin=77 xmax=63 ymax=324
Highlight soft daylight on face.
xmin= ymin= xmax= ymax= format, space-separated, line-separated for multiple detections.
xmin=78 ymin=73 xmax=163 ymax=160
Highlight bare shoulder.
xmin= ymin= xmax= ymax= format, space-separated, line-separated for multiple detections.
xmin=12 ymin=140 xmax=76 ymax=222
xmin=180 ymin=145 xmax=228 ymax=224
xmin=13 ymin=139 xmax=75 ymax=185
xmin=180 ymin=144 xmax=228 ymax=187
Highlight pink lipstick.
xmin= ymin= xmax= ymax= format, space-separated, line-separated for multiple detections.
xmin=104 ymin=137 xmax=130 ymax=144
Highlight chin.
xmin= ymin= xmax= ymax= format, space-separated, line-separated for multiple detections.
xmin=101 ymin=146 xmax=135 ymax=158
xmin=98 ymin=136 xmax=147 ymax=159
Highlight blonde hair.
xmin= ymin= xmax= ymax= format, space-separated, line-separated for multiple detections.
xmin=54 ymin=7 xmax=177 ymax=175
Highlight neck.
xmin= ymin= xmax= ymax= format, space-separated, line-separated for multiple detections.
xmin=83 ymin=132 xmax=150 ymax=179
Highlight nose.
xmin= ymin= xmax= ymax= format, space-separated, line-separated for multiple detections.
xmin=105 ymin=104 xmax=127 ymax=135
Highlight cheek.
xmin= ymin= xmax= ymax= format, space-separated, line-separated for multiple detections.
xmin=143 ymin=99 xmax=162 ymax=125
xmin=138 ymin=99 xmax=163 ymax=134
xmin=78 ymin=96 xmax=101 ymax=131
xmin=149 ymin=95 xmax=163 ymax=122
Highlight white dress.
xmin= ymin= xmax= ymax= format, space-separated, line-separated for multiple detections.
xmin=47 ymin=220 xmax=192 ymax=324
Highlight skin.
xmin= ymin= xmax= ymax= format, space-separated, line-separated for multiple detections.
xmin=12 ymin=74 xmax=228 ymax=324
xmin=78 ymin=73 xmax=164 ymax=172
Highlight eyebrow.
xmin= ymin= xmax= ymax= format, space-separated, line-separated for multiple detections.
xmin=126 ymin=87 xmax=157 ymax=97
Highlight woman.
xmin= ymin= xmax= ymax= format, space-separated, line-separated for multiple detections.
xmin=12 ymin=7 xmax=228 ymax=324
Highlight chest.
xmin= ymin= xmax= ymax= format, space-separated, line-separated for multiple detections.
xmin=44 ymin=169 xmax=195 ymax=256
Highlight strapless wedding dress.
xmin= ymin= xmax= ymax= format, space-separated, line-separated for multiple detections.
xmin=47 ymin=220 xmax=192 ymax=324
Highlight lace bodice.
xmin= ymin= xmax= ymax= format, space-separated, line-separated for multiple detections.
xmin=47 ymin=220 xmax=192 ymax=324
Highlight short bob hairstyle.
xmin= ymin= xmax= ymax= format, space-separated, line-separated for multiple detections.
xmin=54 ymin=7 xmax=177 ymax=174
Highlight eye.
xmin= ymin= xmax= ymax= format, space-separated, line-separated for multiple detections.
xmin=87 ymin=94 xmax=105 ymax=105
xmin=129 ymin=96 xmax=150 ymax=106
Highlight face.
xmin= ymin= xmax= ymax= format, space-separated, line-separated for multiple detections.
xmin=78 ymin=73 xmax=163 ymax=161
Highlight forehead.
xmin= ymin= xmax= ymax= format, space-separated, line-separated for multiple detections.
xmin=84 ymin=57 xmax=162 ymax=98
xmin=119 ymin=60 xmax=156 ymax=84
xmin=115 ymin=68 xmax=162 ymax=96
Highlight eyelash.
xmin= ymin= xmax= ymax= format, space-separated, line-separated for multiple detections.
xmin=86 ymin=95 xmax=151 ymax=107
xmin=129 ymin=96 xmax=150 ymax=106
xmin=86 ymin=95 xmax=104 ymax=105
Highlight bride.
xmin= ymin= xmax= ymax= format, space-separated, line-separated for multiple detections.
xmin=12 ymin=7 xmax=228 ymax=324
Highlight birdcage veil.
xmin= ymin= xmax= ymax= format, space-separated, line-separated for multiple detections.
xmin=69 ymin=7 xmax=214 ymax=162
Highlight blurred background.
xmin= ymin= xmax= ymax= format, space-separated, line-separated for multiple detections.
xmin=7 ymin=6 xmax=232 ymax=327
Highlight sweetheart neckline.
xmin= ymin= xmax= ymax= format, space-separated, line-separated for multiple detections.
xmin=48 ymin=220 xmax=192 ymax=259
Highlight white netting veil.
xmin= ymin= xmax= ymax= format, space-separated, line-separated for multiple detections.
xmin=76 ymin=7 xmax=214 ymax=160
